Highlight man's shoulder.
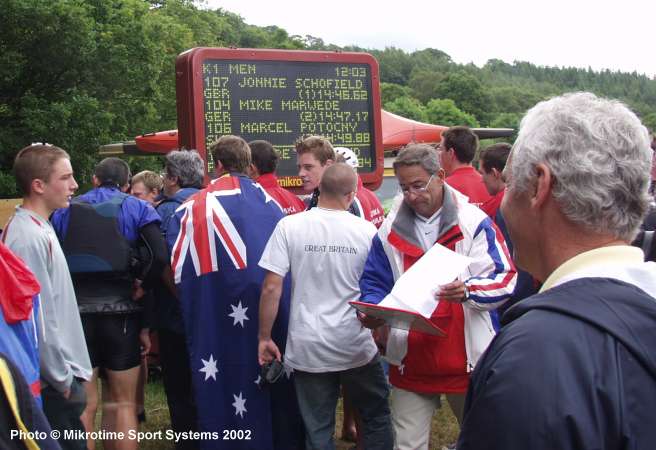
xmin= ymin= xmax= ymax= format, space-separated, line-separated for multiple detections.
xmin=2 ymin=212 xmax=50 ymax=254
xmin=483 ymin=306 xmax=589 ymax=378
xmin=454 ymin=194 xmax=489 ymax=228
xmin=499 ymin=286 xmax=619 ymax=349
xmin=4 ymin=210 xmax=48 ymax=235
xmin=336 ymin=209 xmax=378 ymax=233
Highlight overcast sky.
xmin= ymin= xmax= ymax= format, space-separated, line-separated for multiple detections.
xmin=205 ymin=0 xmax=655 ymax=78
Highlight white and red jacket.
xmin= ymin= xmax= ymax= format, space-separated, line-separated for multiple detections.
xmin=352 ymin=177 xmax=385 ymax=228
xmin=256 ymin=173 xmax=305 ymax=215
xmin=359 ymin=186 xmax=516 ymax=393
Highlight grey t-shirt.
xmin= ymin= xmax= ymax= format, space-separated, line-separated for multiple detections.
xmin=2 ymin=206 xmax=92 ymax=392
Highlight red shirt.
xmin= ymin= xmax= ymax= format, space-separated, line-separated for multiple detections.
xmin=256 ymin=173 xmax=305 ymax=215
xmin=355 ymin=177 xmax=385 ymax=228
xmin=446 ymin=166 xmax=491 ymax=210
xmin=481 ymin=190 xmax=504 ymax=219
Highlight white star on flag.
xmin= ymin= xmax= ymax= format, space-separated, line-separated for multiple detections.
xmin=232 ymin=392 xmax=247 ymax=418
xmin=199 ymin=354 xmax=218 ymax=381
xmin=228 ymin=301 xmax=249 ymax=327
xmin=254 ymin=375 xmax=262 ymax=386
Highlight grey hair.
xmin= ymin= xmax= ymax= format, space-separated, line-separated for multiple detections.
xmin=507 ymin=92 xmax=652 ymax=241
xmin=165 ymin=149 xmax=205 ymax=188
xmin=393 ymin=144 xmax=441 ymax=175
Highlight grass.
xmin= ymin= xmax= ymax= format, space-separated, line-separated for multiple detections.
xmin=93 ymin=374 xmax=459 ymax=449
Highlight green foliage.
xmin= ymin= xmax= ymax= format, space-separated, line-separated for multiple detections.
xmin=408 ymin=70 xmax=444 ymax=104
xmin=0 ymin=172 xmax=18 ymax=199
xmin=371 ymin=47 xmax=414 ymax=85
xmin=642 ymin=113 xmax=656 ymax=133
xmin=489 ymin=113 xmax=522 ymax=142
xmin=380 ymin=82 xmax=411 ymax=105
xmin=433 ymin=72 xmax=490 ymax=124
xmin=0 ymin=0 xmax=305 ymax=196
xmin=425 ymin=99 xmax=479 ymax=127
xmin=384 ymin=96 xmax=427 ymax=123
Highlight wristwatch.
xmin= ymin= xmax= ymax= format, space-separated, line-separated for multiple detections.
xmin=462 ymin=285 xmax=470 ymax=303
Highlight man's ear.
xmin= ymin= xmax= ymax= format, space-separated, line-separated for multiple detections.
xmin=531 ymin=163 xmax=553 ymax=208
xmin=31 ymin=178 xmax=46 ymax=195
xmin=214 ymin=160 xmax=225 ymax=177
xmin=248 ymin=163 xmax=259 ymax=179
xmin=436 ymin=168 xmax=446 ymax=182
xmin=92 ymin=175 xmax=101 ymax=188
xmin=325 ymin=159 xmax=334 ymax=167
xmin=492 ymin=167 xmax=503 ymax=180
xmin=345 ymin=190 xmax=356 ymax=207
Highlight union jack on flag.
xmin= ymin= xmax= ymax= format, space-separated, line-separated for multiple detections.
xmin=171 ymin=175 xmax=248 ymax=283
xmin=165 ymin=174 xmax=304 ymax=450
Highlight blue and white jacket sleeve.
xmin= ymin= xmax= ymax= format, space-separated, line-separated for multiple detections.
xmin=359 ymin=234 xmax=395 ymax=304
xmin=463 ymin=217 xmax=516 ymax=311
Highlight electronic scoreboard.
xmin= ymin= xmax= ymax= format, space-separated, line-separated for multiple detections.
xmin=175 ymin=48 xmax=383 ymax=191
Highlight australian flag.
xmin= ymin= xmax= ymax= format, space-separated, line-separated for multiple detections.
xmin=168 ymin=174 xmax=304 ymax=450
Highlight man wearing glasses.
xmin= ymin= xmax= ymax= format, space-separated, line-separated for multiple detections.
xmin=359 ymin=144 xmax=516 ymax=450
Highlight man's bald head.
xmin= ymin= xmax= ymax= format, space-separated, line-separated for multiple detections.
xmin=319 ymin=163 xmax=357 ymax=199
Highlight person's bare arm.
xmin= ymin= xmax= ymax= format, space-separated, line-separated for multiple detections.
xmin=258 ymin=271 xmax=284 ymax=365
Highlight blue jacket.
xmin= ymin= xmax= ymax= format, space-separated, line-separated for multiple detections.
xmin=153 ymin=187 xmax=199 ymax=333
xmin=52 ymin=186 xmax=160 ymax=243
xmin=458 ymin=276 xmax=656 ymax=450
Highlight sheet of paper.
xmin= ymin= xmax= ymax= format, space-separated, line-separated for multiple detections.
xmin=379 ymin=243 xmax=473 ymax=318
xmin=349 ymin=301 xmax=445 ymax=336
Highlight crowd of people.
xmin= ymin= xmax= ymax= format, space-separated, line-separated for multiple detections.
xmin=0 ymin=91 xmax=655 ymax=450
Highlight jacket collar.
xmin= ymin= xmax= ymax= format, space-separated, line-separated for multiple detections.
xmin=388 ymin=185 xmax=462 ymax=256
xmin=256 ymin=173 xmax=279 ymax=189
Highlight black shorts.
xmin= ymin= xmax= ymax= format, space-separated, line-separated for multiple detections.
xmin=82 ymin=313 xmax=141 ymax=371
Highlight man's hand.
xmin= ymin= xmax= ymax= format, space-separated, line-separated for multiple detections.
xmin=437 ymin=279 xmax=468 ymax=303
xmin=357 ymin=311 xmax=386 ymax=329
xmin=139 ymin=328 xmax=151 ymax=357
xmin=373 ymin=325 xmax=390 ymax=355
xmin=258 ymin=338 xmax=281 ymax=366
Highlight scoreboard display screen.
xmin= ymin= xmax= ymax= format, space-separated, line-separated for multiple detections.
xmin=175 ymin=48 xmax=383 ymax=191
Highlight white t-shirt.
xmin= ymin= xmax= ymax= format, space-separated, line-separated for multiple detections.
xmin=259 ymin=207 xmax=378 ymax=372
xmin=414 ymin=208 xmax=442 ymax=251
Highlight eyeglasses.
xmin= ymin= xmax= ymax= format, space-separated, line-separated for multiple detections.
xmin=399 ymin=174 xmax=434 ymax=196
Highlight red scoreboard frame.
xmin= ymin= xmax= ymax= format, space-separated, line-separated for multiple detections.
xmin=175 ymin=47 xmax=383 ymax=191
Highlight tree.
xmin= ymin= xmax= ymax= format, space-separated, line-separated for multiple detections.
xmin=408 ymin=70 xmax=444 ymax=104
xmin=373 ymin=47 xmax=415 ymax=85
xmin=383 ymin=96 xmax=428 ymax=123
xmin=488 ymin=86 xmax=544 ymax=114
xmin=0 ymin=0 xmax=307 ymax=197
xmin=642 ymin=112 xmax=656 ymax=133
xmin=434 ymin=72 xmax=492 ymax=125
xmin=425 ymin=99 xmax=479 ymax=127
xmin=381 ymin=82 xmax=412 ymax=105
